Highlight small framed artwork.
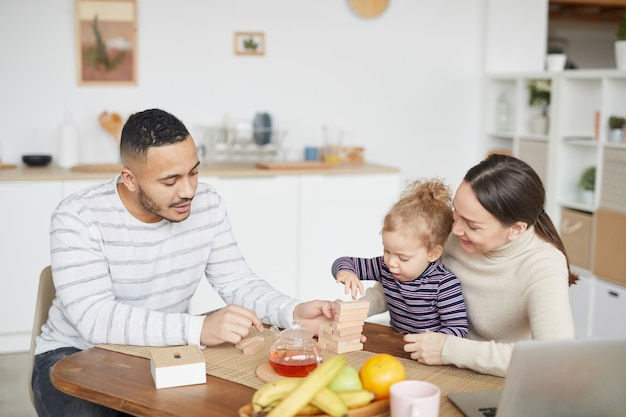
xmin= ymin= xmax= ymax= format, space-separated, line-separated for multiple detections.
xmin=75 ymin=0 xmax=137 ymax=85
xmin=234 ymin=32 xmax=265 ymax=56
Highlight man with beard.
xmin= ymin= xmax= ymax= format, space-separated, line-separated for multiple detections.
xmin=33 ymin=108 xmax=337 ymax=417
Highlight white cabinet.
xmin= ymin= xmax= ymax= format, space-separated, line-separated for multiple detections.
xmin=188 ymin=173 xmax=401 ymax=317
xmin=188 ymin=176 xmax=299 ymax=315
xmin=569 ymin=270 xmax=593 ymax=338
xmin=591 ymin=279 xmax=626 ymax=339
xmin=298 ymin=174 xmax=400 ymax=302
xmin=484 ymin=70 xmax=626 ymax=339
xmin=0 ymin=181 xmax=63 ymax=352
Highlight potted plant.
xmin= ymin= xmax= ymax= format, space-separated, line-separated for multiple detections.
xmin=546 ymin=46 xmax=566 ymax=72
xmin=578 ymin=166 xmax=596 ymax=206
xmin=615 ymin=9 xmax=626 ymax=69
xmin=608 ymin=116 xmax=625 ymax=143
xmin=527 ymin=79 xmax=551 ymax=134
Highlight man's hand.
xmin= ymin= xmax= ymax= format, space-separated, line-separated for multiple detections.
xmin=292 ymin=300 xmax=337 ymax=335
xmin=200 ymin=305 xmax=263 ymax=346
xmin=403 ymin=331 xmax=448 ymax=365
xmin=335 ymin=271 xmax=364 ymax=300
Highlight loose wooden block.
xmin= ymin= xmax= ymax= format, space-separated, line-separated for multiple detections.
xmin=235 ymin=335 xmax=265 ymax=349
xmin=150 ymin=345 xmax=206 ymax=389
xmin=243 ymin=339 xmax=265 ymax=355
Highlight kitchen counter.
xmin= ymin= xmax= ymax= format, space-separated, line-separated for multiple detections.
xmin=0 ymin=161 xmax=398 ymax=182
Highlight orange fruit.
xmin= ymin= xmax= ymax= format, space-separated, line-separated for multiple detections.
xmin=358 ymin=353 xmax=406 ymax=399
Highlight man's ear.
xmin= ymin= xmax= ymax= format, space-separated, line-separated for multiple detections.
xmin=120 ymin=168 xmax=137 ymax=192
xmin=428 ymin=244 xmax=443 ymax=262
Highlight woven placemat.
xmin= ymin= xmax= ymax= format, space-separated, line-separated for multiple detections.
xmin=97 ymin=327 xmax=501 ymax=391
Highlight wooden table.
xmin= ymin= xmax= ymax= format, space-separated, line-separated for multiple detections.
xmin=51 ymin=322 xmax=503 ymax=417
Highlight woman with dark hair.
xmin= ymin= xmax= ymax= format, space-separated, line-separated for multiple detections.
xmin=361 ymin=154 xmax=576 ymax=377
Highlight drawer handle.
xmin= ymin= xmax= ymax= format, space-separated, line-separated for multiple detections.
xmin=608 ymin=291 xmax=619 ymax=298
xmin=561 ymin=218 xmax=583 ymax=234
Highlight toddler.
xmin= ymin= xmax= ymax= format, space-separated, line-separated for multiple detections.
xmin=332 ymin=178 xmax=468 ymax=337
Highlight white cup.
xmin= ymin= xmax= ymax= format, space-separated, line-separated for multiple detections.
xmin=390 ymin=380 xmax=441 ymax=417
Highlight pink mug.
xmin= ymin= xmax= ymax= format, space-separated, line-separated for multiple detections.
xmin=390 ymin=380 xmax=441 ymax=417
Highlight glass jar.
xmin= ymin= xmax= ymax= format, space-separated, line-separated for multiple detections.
xmin=268 ymin=322 xmax=323 ymax=377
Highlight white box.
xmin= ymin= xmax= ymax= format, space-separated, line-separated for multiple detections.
xmin=150 ymin=345 xmax=207 ymax=389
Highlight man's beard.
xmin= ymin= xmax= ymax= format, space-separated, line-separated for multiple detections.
xmin=137 ymin=185 xmax=191 ymax=223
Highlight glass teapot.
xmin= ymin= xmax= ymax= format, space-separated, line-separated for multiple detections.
xmin=268 ymin=321 xmax=323 ymax=377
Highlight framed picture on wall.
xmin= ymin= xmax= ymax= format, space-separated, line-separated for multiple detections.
xmin=234 ymin=32 xmax=265 ymax=56
xmin=75 ymin=0 xmax=137 ymax=85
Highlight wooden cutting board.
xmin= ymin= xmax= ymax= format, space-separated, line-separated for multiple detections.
xmin=255 ymin=161 xmax=332 ymax=170
xmin=0 ymin=164 xmax=17 ymax=170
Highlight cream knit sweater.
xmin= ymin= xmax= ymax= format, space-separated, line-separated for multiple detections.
xmin=362 ymin=227 xmax=575 ymax=377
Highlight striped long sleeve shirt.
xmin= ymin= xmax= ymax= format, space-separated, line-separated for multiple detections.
xmin=36 ymin=176 xmax=300 ymax=355
xmin=331 ymin=256 xmax=468 ymax=337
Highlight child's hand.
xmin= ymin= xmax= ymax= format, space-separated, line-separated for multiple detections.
xmin=335 ymin=270 xmax=364 ymax=300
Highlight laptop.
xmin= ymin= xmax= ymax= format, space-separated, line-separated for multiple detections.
xmin=448 ymin=338 xmax=626 ymax=417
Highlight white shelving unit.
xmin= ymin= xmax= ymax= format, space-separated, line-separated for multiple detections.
xmin=483 ymin=70 xmax=626 ymax=339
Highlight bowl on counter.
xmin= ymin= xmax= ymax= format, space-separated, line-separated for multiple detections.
xmin=22 ymin=154 xmax=52 ymax=167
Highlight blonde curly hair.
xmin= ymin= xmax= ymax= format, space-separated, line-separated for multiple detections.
xmin=382 ymin=178 xmax=454 ymax=253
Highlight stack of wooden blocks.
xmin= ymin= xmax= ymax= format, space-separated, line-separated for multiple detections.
xmin=318 ymin=301 xmax=370 ymax=354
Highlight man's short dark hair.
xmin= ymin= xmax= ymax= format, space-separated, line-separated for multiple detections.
xmin=120 ymin=108 xmax=190 ymax=164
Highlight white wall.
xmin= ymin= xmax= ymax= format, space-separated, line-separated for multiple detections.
xmin=484 ymin=0 xmax=548 ymax=73
xmin=0 ymin=1 xmax=549 ymax=186
xmin=0 ymin=0 xmax=483 ymax=186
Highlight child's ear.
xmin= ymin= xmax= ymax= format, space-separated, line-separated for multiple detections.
xmin=428 ymin=245 xmax=443 ymax=262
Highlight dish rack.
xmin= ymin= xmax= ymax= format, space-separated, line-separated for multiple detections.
xmin=196 ymin=126 xmax=287 ymax=162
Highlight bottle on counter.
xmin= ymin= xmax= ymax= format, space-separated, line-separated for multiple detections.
xmin=495 ymin=92 xmax=511 ymax=132
xmin=57 ymin=112 xmax=80 ymax=169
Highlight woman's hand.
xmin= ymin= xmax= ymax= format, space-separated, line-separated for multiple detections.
xmin=403 ymin=331 xmax=448 ymax=365
xmin=335 ymin=271 xmax=364 ymax=300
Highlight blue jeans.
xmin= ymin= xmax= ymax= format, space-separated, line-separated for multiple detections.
xmin=32 ymin=347 xmax=133 ymax=417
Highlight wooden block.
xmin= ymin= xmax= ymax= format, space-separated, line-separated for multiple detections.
xmin=243 ymin=340 xmax=265 ymax=355
xmin=330 ymin=320 xmax=367 ymax=330
xmin=334 ymin=310 xmax=368 ymax=323
xmin=327 ymin=332 xmax=363 ymax=343
xmin=318 ymin=337 xmax=363 ymax=353
xmin=330 ymin=325 xmax=363 ymax=337
xmin=150 ymin=345 xmax=206 ymax=389
xmin=336 ymin=301 xmax=370 ymax=313
xmin=235 ymin=335 xmax=265 ymax=349
xmin=318 ymin=336 xmax=361 ymax=349
xmin=335 ymin=307 xmax=369 ymax=317
xmin=334 ymin=343 xmax=364 ymax=354
xmin=320 ymin=323 xmax=364 ymax=341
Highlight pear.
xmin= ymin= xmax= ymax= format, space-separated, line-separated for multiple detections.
xmin=327 ymin=365 xmax=363 ymax=392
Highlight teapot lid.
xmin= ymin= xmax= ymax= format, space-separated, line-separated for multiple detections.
xmin=271 ymin=321 xmax=313 ymax=341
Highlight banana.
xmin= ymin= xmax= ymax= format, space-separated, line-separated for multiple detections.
xmin=253 ymin=387 xmax=374 ymax=416
xmin=339 ymin=390 xmax=376 ymax=408
xmin=310 ymin=387 xmax=348 ymax=417
xmin=252 ymin=378 xmax=300 ymax=412
xmin=265 ymin=355 xmax=347 ymax=417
